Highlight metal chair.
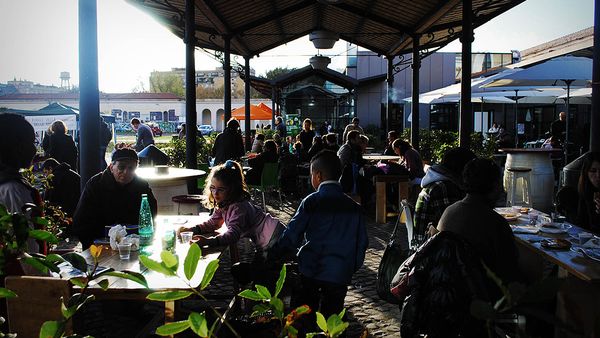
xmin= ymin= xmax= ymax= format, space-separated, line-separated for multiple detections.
xmin=249 ymin=162 xmax=282 ymax=210
xmin=400 ymin=199 xmax=416 ymax=250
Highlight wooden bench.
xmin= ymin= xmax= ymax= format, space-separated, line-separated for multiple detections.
xmin=373 ymin=175 xmax=410 ymax=224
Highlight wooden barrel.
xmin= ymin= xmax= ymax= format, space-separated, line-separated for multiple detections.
xmin=502 ymin=149 xmax=558 ymax=213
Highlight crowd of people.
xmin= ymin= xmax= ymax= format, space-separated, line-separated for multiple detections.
xmin=1 ymin=111 xmax=600 ymax=336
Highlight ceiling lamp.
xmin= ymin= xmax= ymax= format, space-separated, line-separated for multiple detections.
xmin=309 ymin=30 xmax=339 ymax=49
xmin=310 ymin=55 xmax=331 ymax=70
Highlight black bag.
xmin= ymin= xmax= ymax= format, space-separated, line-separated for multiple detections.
xmin=376 ymin=215 xmax=412 ymax=304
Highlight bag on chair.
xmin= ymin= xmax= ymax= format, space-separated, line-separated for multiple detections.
xmin=376 ymin=216 xmax=412 ymax=304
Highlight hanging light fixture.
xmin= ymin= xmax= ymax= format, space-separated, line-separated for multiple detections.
xmin=310 ymin=55 xmax=331 ymax=70
xmin=309 ymin=30 xmax=339 ymax=49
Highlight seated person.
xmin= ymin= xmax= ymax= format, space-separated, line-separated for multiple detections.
xmin=338 ymin=130 xmax=365 ymax=194
xmin=179 ymin=160 xmax=285 ymax=285
xmin=324 ymin=133 xmax=339 ymax=152
xmin=42 ymin=158 xmax=81 ymax=218
xmin=245 ymin=140 xmax=279 ymax=186
xmin=72 ymin=148 xmax=157 ymax=249
xmin=307 ymin=135 xmax=324 ymax=160
xmin=414 ymin=148 xmax=476 ymax=243
xmin=0 ymin=113 xmax=42 ymax=254
xmin=437 ymin=158 xmax=519 ymax=286
xmin=251 ymin=133 xmax=265 ymax=154
xmin=270 ymin=150 xmax=368 ymax=322
xmin=278 ymin=145 xmax=300 ymax=195
xmin=383 ymin=130 xmax=398 ymax=156
xmin=392 ymin=139 xmax=425 ymax=182
xmin=576 ymin=151 xmax=600 ymax=234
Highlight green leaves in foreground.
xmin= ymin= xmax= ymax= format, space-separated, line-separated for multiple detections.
xmin=310 ymin=309 xmax=348 ymax=338
xmin=184 ymin=243 xmax=201 ymax=280
xmin=0 ymin=287 xmax=17 ymax=299
xmin=139 ymin=254 xmax=176 ymax=276
xmin=155 ymin=312 xmax=208 ymax=337
xmin=147 ymin=290 xmax=192 ymax=302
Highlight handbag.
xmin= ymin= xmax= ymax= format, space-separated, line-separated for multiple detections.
xmin=376 ymin=216 xmax=412 ymax=304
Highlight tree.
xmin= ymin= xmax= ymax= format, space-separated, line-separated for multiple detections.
xmin=264 ymin=66 xmax=296 ymax=80
xmin=149 ymin=72 xmax=184 ymax=97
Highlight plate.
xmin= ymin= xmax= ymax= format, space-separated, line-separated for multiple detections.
xmin=500 ymin=213 xmax=520 ymax=221
xmin=538 ymin=222 xmax=572 ymax=234
xmin=572 ymin=247 xmax=600 ymax=262
xmin=541 ymin=238 xmax=571 ymax=250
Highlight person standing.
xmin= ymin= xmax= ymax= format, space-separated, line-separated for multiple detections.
xmin=275 ymin=116 xmax=287 ymax=138
xmin=550 ymin=111 xmax=567 ymax=143
xmin=298 ymin=118 xmax=316 ymax=151
xmin=270 ymin=150 xmax=368 ymax=323
xmin=100 ymin=117 xmax=112 ymax=170
xmin=47 ymin=120 xmax=78 ymax=170
xmin=211 ymin=118 xmax=245 ymax=165
xmin=343 ymin=117 xmax=364 ymax=143
xmin=42 ymin=158 xmax=81 ymax=218
xmin=130 ymin=118 xmax=155 ymax=152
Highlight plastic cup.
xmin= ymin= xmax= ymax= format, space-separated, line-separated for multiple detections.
xmin=117 ymin=242 xmax=132 ymax=260
xmin=180 ymin=231 xmax=193 ymax=244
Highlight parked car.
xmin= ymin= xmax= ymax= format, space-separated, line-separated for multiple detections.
xmin=147 ymin=122 xmax=163 ymax=137
xmin=198 ymin=125 xmax=214 ymax=135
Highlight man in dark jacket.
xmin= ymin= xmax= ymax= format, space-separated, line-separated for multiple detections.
xmin=42 ymin=158 xmax=81 ymax=217
xmin=72 ymin=148 xmax=157 ymax=248
xmin=131 ymin=118 xmax=155 ymax=152
xmin=211 ymin=118 xmax=245 ymax=165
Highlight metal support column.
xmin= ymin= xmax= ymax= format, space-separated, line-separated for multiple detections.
xmin=411 ymin=37 xmax=421 ymax=151
xmin=591 ymin=0 xmax=600 ymax=151
xmin=459 ymin=0 xmax=473 ymax=148
xmin=386 ymin=56 xmax=393 ymax=135
xmin=78 ymin=0 xmax=101 ymax=190
xmin=224 ymin=37 xmax=232 ymax=123
xmin=244 ymin=57 xmax=251 ymax=151
xmin=184 ymin=0 xmax=197 ymax=170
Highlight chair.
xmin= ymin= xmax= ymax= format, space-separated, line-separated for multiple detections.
xmin=172 ymin=194 xmax=205 ymax=215
xmin=506 ymin=167 xmax=533 ymax=207
xmin=5 ymin=276 xmax=72 ymax=337
xmin=249 ymin=162 xmax=282 ymax=210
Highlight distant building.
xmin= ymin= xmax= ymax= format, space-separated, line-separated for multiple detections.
xmin=0 ymin=78 xmax=70 ymax=95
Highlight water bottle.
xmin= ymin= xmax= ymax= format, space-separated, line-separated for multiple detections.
xmin=138 ymin=194 xmax=154 ymax=255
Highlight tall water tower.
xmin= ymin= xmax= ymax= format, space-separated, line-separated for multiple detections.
xmin=60 ymin=71 xmax=71 ymax=89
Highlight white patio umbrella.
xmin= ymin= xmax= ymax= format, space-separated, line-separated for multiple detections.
xmin=482 ymin=56 xmax=592 ymax=151
xmin=557 ymin=87 xmax=591 ymax=105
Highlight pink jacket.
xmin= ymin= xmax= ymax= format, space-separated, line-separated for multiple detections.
xmin=198 ymin=200 xmax=281 ymax=249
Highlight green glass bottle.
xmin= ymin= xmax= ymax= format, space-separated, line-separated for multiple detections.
xmin=138 ymin=194 xmax=154 ymax=255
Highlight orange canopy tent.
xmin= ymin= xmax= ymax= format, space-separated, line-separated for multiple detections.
xmin=230 ymin=103 xmax=272 ymax=120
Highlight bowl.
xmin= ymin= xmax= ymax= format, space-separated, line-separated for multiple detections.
xmin=538 ymin=222 xmax=572 ymax=234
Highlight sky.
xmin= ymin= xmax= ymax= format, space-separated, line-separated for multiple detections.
xmin=0 ymin=0 xmax=594 ymax=93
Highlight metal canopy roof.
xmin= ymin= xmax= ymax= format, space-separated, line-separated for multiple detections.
xmin=127 ymin=0 xmax=524 ymax=57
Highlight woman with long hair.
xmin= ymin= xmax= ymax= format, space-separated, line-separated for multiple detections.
xmin=577 ymin=152 xmax=600 ymax=233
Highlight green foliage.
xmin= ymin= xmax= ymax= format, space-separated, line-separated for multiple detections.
xmin=308 ymin=309 xmax=348 ymax=338
xmin=140 ymin=248 xmax=225 ymax=337
xmin=363 ymin=124 xmax=386 ymax=150
xmin=159 ymin=134 xmax=216 ymax=168
xmin=264 ymin=67 xmax=296 ymax=80
xmin=149 ymin=72 xmax=185 ymax=97
xmin=400 ymin=129 xmax=496 ymax=164
xmin=0 ymin=288 xmax=17 ymax=299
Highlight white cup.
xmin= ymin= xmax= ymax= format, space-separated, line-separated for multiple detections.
xmin=180 ymin=231 xmax=193 ymax=244
xmin=117 ymin=242 xmax=132 ymax=260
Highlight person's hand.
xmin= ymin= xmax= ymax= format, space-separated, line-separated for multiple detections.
xmin=427 ymin=224 xmax=439 ymax=237
xmin=594 ymin=192 xmax=600 ymax=214
xmin=191 ymin=235 xmax=216 ymax=247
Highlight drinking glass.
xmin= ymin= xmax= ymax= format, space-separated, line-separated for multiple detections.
xmin=117 ymin=242 xmax=132 ymax=260
xmin=180 ymin=231 xmax=193 ymax=244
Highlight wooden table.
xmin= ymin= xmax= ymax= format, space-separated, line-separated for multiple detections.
xmin=373 ymin=174 xmax=409 ymax=224
xmin=76 ymin=214 xmax=230 ymax=322
xmin=499 ymin=148 xmax=561 ymax=213
xmin=136 ymin=167 xmax=206 ymax=214
xmin=497 ymin=208 xmax=600 ymax=283
xmin=363 ymin=154 xmax=401 ymax=161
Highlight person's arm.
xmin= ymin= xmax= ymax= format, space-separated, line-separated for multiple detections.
xmin=272 ymin=198 xmax=310 ymax=254
xmin=210 ymin=204 xmax=247 ymax=245
xmin=134 ymin=128 xmax=143 ymax=151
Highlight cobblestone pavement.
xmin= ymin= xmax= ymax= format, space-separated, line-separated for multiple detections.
xmin=264 ymin=198 xmax=405 ymax=338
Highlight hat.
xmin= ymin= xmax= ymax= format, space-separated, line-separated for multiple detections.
xmin=111 ymin=148 xmax=138 ymax=162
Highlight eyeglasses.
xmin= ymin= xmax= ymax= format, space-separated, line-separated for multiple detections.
xmin=209 ymin=186 xmax=228 ymax=194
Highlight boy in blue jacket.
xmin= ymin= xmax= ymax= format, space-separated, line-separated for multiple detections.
xmin=272 ymin=150 xmax=368 ymax=318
